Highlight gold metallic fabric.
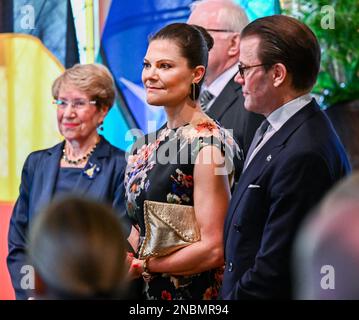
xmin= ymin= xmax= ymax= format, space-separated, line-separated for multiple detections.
xmin=138 ymin=200 xmax=200 ymax=259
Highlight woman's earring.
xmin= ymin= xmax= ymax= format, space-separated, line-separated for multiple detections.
xmin=189 ymin=82 xmax=200 ymax=101
xmin=97 ymin=121 xmax=104 ymax=131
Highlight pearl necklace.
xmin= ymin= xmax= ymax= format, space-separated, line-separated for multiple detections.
xmin=62 ymin=143 xmax=98 ymax=165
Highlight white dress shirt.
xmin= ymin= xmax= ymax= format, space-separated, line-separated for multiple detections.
xmin=244 ymin=94 xmax=313 ymax=170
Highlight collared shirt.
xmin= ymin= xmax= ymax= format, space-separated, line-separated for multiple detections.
xmin=201 ymin=64 xmax=238 ymax=111
xmin=244 ymin=93 xmax=312 ymax=169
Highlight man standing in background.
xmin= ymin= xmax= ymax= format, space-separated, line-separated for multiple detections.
xmin=188 ymin=0 xmax=263 ymax=165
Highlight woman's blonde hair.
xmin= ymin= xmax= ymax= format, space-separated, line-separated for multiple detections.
xmin=52 ymin=63 xmax=116 ymax=109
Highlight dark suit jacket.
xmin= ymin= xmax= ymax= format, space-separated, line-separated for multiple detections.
xmin=7 ymin=137 xmax=129 ymax=299
xmin=207 ymin=76 xmax=264 ymax=158
xmin=221 ymin=99 xmax=351 ymax=299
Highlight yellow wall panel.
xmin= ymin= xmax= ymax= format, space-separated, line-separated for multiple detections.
xmin=0 ymin=34 xmax=64 ymax=201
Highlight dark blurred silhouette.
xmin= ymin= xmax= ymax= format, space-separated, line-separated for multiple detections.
xmin=28 ymin=196 xmax=127 ymax=299
xmin=294 ymin=172 xmax=359 ymax=299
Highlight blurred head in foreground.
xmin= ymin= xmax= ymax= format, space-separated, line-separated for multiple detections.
xmin=28 ymin=196 xmax=127 ymax=299
xmin=293 ymin=172 xmax=359 ymax=299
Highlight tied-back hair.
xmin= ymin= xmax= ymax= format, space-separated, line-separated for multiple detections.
xmin=52 ymin=63 xmax=116 ymax=109
xmin=150 ymin=22 xmax=214 ymax=87
xmin=28 ymin=196 xmax=127 ymax=299
xmin=241 ymin=15 xmax=321 ymax=91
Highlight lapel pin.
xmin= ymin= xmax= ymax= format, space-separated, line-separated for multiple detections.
xmin=83 ymin=162 xmax=101 ymax=179
xmin=266 ymin=154 xmax=272 ymax=162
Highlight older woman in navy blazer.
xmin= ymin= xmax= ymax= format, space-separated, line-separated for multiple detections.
xmin=7 ymin=64 xmax=130 ymax=299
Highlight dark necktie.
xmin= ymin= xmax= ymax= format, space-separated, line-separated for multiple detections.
xmin=200 ymin=90 xmax=214 ymax=112
xmin=243 ymin=119 xmax=270 ymax=170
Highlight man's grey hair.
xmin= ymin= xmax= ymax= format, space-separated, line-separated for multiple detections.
xmin=190 ymin=0 xmax=249 ymax=33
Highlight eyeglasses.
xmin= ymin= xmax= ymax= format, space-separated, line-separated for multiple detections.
xmin=237 ymin=63 xmax=270 ymax=78
xmin=53 ymin=99 xmax=97 ymax=110
xmin=205 ymin=28 xmax=235 ymax=33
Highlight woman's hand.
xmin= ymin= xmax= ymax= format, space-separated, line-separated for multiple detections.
xmin=127 ymin=257 xmax=154 ymax=282
xmin=140 ymin=146 xmax=229 ymax=276
xmin=127 ymin=257 xmax=144 ymax=280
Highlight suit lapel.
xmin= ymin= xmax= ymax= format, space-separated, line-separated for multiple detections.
xmin=224 ymin=99 xmax=320 ymax=238
xmin=207 ymin=77 xmax=242 ymax=120
xmin=224 ymin=143 xmax=284 ymax=238
xmin=37 ymin=142 xmax=64 ymax=206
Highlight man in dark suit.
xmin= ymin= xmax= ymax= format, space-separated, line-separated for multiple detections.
xmin=188 ymin=0 xmax=263 ymax=163
xmin=220 ymin=15 xmax=351 ymax=299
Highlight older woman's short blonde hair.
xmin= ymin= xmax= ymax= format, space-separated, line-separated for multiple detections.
xmin=52 ymin=63 xmax=116 ymax=109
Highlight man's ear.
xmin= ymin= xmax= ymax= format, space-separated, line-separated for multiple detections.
xmin=272 ymin=63 xmax=287 ymax=87
xmin=228 ymin=33 xmax=240 ymax=57
xmin=193 ymin=65 xmax=206 ymax=84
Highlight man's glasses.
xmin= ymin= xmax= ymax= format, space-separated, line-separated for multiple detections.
xmin=53 ymin=99 xmax=97 ymax=110
xmin=237 ymin=63 xmax=270 ymax=78
xmin=206 ymin=28 xmax=235 ymax=33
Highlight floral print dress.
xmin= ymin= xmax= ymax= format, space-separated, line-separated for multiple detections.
xmin=125 ymin=118 xmax=239 ymax=300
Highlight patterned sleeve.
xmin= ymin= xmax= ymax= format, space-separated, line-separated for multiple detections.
xmin=193 ymin=120 xmax=242 ymax=186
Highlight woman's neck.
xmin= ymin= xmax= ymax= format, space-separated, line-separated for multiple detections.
xmin=65 ymin=133 xmax=100 ymax=158
xmin=164 ymin=100 xmax=207 ymax=129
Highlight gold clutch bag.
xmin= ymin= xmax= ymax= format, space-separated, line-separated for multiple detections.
xmin=138 ymin=200 xmax=201 ymax=259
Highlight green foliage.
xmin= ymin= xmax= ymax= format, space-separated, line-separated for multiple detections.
xmin=284 ymin=0 xmax=359 ymax=107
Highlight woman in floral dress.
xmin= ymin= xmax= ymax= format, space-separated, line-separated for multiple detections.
xmin=125 ymin=23 xmax=240 ymax=300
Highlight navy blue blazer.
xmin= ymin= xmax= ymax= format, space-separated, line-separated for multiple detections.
xmin=221 ymin=99 xmax=351 ymax=299
xmin=7 ymin=137 xmax=129 ymax=299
